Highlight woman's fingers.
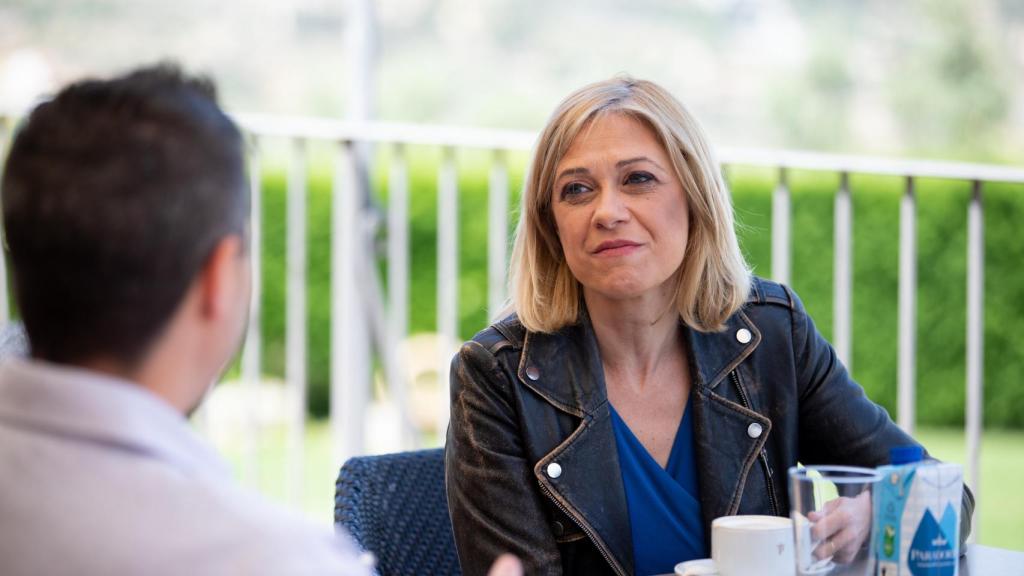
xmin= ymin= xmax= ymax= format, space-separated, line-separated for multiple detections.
xmin=810 ymin=492 xmax=873 ymax=563
xmin=487 ymin=554 xmax=523 ymax=576
xmin=809 ymin=497 xmax=849 ymax=543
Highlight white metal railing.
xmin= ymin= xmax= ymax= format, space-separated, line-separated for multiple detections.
xmin=0 ymin=117 xmax=10 ymax=326
xmin=3 ymin=113 xmax=1023 ymax=536
xmin=232 ymin=116 xmax=1024 ymax=541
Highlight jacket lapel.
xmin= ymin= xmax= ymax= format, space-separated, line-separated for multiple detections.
xmin=518 ymin=315 xmax=634 ymax=576
xmin=686 ymin=311 xmax=773 ymax=535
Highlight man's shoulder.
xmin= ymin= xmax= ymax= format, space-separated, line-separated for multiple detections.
xmin=136 ymin=470 xmax=370 ymax=575
xmin=0 ymin=420 xmax=368 ymax=575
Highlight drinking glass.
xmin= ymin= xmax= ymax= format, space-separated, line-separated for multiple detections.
xmin=788 ymin=465 xmax=882 ymax=575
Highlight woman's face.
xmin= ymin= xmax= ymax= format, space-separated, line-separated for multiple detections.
xmin=550 ymin=113 xmax=689 ymax=303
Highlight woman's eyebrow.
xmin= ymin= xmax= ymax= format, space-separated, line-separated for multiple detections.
xmin=556 ymin=157 xmax=665 ymax=181
xmin=555 ymin=166 xmax=591 ymax=181
xmin=616 ymin=156 xmax=664 ymax=171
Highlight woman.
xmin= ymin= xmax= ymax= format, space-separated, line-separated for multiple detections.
xmin=444 ymin=77 xmax=973 ymax=576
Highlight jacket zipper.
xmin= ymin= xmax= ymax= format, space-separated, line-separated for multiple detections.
xmin=537 ymin=480 xmax=628 ymax=576
xmin=729 ymin=370 xmax=781 ymax=518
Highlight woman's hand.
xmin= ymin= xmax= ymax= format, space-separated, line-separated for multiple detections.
xmin=808 ymin=491 xmax=872 ymax=564
xmin=488 ymin=554 xmax=523 ymax=576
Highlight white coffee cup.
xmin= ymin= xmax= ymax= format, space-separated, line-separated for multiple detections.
xmin=676 ymin=515 xmax=795 ymax=576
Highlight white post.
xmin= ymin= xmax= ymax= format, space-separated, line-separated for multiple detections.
xmin=898 ymin=177 xmax=917 ymax=434
xmin=346 ymin=0 xmax=375 ymax=126
xmin=966 ymin=180 xmax=984 ymax=541
xmin=240 ymin=140 xmax=263 ymax=485
xmin=488 ymin=151 xmax=509 ymax=319
xmin=0 ymin=120 xmax=10 ymax=323
xmin=387 ymin=144 xmax=413 ymax=447
xmin=833 ymin=173 xmax=853 ymax=370
xmin=285 ymin=139 xmax=308 ymax=506
xmin=772 ymin=168 xmax=791 ymax=286
xmin=437 ymin=148 xmax=458 ymax=439
xmin=332 ymin=141 xmax=370 ymax=465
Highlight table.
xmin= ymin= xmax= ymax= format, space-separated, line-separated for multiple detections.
xmin=836 ymin=544 xmax=1024 ymax=576
xmin=934 ymin=544 xmax=1023 ymax=576
xmin=666 ymin=544 xmax=1024 ymax=575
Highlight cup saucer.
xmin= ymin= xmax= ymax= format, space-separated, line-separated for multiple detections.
xmin=674 ymin=558 xmax=717 ymax=575
xmin=799 ymin=560 xmax=836 ymax=575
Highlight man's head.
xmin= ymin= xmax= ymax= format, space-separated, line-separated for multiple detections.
xmin=1 ymin=63 xmax=250 ymax=408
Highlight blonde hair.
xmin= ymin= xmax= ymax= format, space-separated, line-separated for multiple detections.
xmin=509 ymin=76 xmax=751 ymax=333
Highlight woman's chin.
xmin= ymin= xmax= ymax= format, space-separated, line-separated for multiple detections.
xmin=585 ymin=280 xmax=657 ymax=303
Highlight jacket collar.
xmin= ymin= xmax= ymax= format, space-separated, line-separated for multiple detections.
xmin=517 ymin=306 xmax=762 ymax=417
xmin=686 ymin=309 xmax=762 ymax=391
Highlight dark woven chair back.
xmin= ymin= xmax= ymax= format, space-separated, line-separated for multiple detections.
xmin=335 ymin=448 xmax=461 ymax=576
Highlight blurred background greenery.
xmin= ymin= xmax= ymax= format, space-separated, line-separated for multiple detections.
xmin=252 ymin=151 xmax=1024 ymax=430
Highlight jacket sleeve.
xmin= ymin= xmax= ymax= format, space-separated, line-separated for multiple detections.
xmin=786 ymin=286 xmax=975 ymax=548
xmin=445 ymin=340 xmax=563 ymax=576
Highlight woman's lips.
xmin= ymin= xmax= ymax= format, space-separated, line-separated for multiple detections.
xmin=593 ymin=240 xmax=642 ymax=256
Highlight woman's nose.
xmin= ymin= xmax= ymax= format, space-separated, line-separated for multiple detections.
xmin=593 ymin=186 xmax=630 ymax=229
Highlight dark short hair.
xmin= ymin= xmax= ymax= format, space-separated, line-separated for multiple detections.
xmin=1 ymin=63 xmax=249 ymax=366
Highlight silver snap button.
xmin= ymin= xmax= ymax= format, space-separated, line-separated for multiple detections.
xmin=526 ymin=366 xmax=540 ymax=381
xmin=546 ymin=462 xmax=562 ymax=479
xmin=747 ymin=422 xmax=763 ymax=439
xmin=736 ymin=328 xmax=752 ymax=344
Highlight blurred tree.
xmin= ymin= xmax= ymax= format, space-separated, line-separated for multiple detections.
xmin=768 ymin=36 xmax=855 ymax=150
xmin=887 ymin=0 xmax=1010 ymax=159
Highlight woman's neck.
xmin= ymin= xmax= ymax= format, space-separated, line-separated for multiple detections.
xmin=584 ymin=282 xmax=683 ymax=388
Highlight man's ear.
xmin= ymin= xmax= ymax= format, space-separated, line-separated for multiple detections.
xmin=199 ymin=235 xmax=246 ymax=320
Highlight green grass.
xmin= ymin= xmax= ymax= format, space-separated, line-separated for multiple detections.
xmin=213 ymin=420 xmax=1024 ymax=552
xmin=913 ymin=427 xmax=1024 ymax=551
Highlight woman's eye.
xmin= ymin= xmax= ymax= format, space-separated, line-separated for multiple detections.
xmin=625 ymin=171 xmax=655 ymax=185
xmin=561 ymin=182 xmax=591 ymax=198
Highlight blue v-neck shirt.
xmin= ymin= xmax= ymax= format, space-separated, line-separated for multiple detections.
xmin=609 ymin=399 xmax=706 ymax=576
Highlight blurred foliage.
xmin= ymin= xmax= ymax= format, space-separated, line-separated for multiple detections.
xmin=886 ymin=0 xmax=1011 ymax=159
xmin=255 ymin=154 xmax=1024 ymax=428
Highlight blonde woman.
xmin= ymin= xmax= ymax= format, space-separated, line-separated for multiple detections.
xmin=444 ymin=77 xmax=973 ymax=576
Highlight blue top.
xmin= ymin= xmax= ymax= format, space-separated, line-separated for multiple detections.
xmin=610 ymin=399 xmax=706 ymax=576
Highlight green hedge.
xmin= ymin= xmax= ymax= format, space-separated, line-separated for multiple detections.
xmin=255 ymin=149 xmax=1024 ymax=428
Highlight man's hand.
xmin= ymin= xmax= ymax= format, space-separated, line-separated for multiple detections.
xmin=808 ymin=491 xmax=872 ymax=564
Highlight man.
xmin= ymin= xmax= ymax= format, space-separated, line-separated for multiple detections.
xmin=0 ymin=64 xmax=520 ymax=576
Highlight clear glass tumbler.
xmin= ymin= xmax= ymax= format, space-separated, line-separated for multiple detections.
xmin=788 ymin=465 xmax=883 ymax=575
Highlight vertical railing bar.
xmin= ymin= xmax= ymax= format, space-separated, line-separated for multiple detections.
xmin=898 ymin=176 xmax=917 ymax=434
xmin=0 ymin=117 xmax=10 ymax=324
xmin=387 ymin=144 xmax=413 ymax=447
xmin=966 ymin=179 xmax=984 ymax=542
xmin=772 ymin=167 xmax=791 ymax=285
xmin=488 ymin=150 xmax=509 ymax=319
xmin=437 ymin=147 xmax=458 ymax=439
xmin=332 ymin=140 xmax=370 ymax=464
xmin=834 ymin=172 xmax=853 ymax=369
xmin=285 ymin=138 xmax=308 ymax=506
xmin=240 ymin=137 xmax=263 ymax=486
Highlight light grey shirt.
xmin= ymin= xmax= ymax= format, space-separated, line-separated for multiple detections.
xmin=0 ymin=358 xmax=369 ymax=576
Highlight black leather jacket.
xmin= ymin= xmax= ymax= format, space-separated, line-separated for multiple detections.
xmin=445 ymin=278 xmax=974 ymax=576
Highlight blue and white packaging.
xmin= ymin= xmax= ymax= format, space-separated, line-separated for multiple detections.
xmin=874 ymin=459 xmax=962 ymax=576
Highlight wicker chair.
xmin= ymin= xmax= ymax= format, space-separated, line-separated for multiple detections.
xmin=335 ymin=448 xmax=462 ymax=576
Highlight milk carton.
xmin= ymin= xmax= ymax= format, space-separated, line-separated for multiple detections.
xmin=874 ymin=446 xmax=963 ymax=576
